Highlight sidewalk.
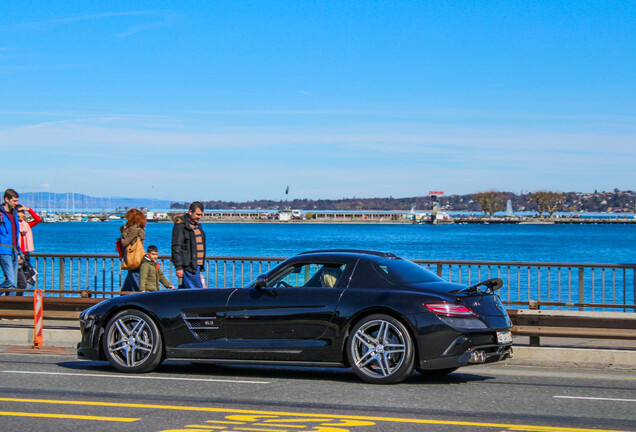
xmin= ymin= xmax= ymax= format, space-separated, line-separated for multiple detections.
xmin=510 ymin=335 xmax=636 ymax=370
xmin=1 ymin=318 xmax=635 ymax=370
xmin=0 ymin=318 xmax=80 ymax=353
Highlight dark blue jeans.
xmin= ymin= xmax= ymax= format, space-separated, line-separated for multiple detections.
xmin=0 ymin=250 xmax=19 ymax=295
xmin=179 ymin=268 xmax=203 ymax=289
xmin=121 ymin=268 xmax=140 ymax=292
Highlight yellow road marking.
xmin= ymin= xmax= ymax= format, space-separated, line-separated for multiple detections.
xmin=0 ymin=397 xmax=632 ymax=432
xmin=0 ymin=410 xmax=139 ymax=422
xmin=186 ymin=426 xmax=230 ymax=430
xmin=205 ymin=420 xmax=247 ymax=424
xmin=234 ymin=428 xmax=290 ymax=432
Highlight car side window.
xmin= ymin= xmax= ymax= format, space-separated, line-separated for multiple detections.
xmin=269 ymin=263 xmax=346 ymax=288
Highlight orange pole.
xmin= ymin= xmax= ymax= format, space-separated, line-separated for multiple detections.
xmin=33 ymin=289 xmax=43 ymax=348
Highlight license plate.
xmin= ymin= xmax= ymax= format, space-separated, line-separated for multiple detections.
xmin=497 ymin=331 xmax=513 ymax=344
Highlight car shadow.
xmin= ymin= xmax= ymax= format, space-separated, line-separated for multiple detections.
xmin=408 ymin=370 xmax=493 ymax=384
xmin=57 ymin=360 xmax=493 ymax=384
xmin=167 ymin=362 xmax=363 ymax=383
xmin=57 ymin=360 xmax=114 ymax=372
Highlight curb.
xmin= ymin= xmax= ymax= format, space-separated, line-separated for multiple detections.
xmin=3 ymin=345 xmax=74 ymax=355
xmin=506 ymin=346 xmax=636 ymax=371
xmin=0 ymin=325 xmax=79 ymax=349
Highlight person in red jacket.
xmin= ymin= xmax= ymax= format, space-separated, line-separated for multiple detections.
xmin=16 ymin=205 xmax=41 ymax=292
xmin=18 ymin=205 xmax=41 ymax=256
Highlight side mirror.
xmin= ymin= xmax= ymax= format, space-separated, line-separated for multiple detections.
xmin=253 ymin=275 xmax=268 ymax=290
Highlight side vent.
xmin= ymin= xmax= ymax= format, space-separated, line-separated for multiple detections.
xmin=181 ymin=312 xmax=221 ymax=341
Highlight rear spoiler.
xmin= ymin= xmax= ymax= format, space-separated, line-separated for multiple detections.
xmin=454 ymin=278 xmax=503 ymax=294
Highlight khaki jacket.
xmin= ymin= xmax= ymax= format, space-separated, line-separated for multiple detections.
xmin=139 ymin=256 xmax=171 ymax=291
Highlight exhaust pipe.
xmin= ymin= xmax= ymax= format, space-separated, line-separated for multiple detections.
xmin=468 ymin=350 xmax=486 ymax=364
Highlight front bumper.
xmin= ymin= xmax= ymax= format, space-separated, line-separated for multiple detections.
xmin=77 ymin=317 xmax=104 ymax=361
xmin=77 ymin=345 xmax=101 ymax=360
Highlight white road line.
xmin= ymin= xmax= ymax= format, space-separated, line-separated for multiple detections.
xmin=554 ymin=395 xmax=636 ymax=403
xmin=1 ymin=370 xmax=269 ymax=385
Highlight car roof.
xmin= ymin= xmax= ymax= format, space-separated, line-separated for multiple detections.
xmin=296 ymin=249 xmax=398 ymax=259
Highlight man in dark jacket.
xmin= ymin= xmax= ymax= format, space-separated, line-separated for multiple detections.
xmin=1 ymin=189 xmax=21 ymax=295
xmin=171 ymin=201 xmax=206 ymax=288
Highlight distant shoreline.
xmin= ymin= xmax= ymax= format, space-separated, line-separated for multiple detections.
xmin=44 ymin=216 xmax=636 ymax=225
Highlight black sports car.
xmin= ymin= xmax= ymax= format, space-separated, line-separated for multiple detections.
xmin=78 ymin=250 xmax=513 ymax=384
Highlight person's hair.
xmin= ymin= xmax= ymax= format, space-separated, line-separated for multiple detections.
xmin=146 ymin=245 xmax=158 ymax=253
xmin=189 ymin=201 xmax=204 ymax=212
xmin=4 ymin=189 xmax=18 ymax=200
xmin=124 ymin=208 xmax=147 ymax=229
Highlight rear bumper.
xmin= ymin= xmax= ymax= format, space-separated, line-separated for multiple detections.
xmin=419 ymin=337 xmax=513 ymax=370
xmin=418 ymin=340 xmax=513 ymax=370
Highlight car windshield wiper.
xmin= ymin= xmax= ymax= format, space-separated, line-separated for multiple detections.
xmin=451 ymin=278 xmax=503 ymax=294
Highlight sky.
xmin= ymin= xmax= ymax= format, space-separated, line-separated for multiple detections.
xmin=1 ymin=1 xmax=635 ymax=202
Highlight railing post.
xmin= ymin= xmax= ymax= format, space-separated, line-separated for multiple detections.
xmin=528 ymin=300 xmax=540 ymax=346
xmin=578 ymin=267 xmax=585 ymax=311
xmin=59 ymin=258 xmax=65 ymax=294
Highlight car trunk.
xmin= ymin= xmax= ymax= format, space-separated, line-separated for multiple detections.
xmin=457 ymin=292 xmax=511 ymax=328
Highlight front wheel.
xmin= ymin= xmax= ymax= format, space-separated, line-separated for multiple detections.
xmin=347 ymin=314 xmax=415 ymax=384
xmin=102 ymin=309 xmax=163 ymax=373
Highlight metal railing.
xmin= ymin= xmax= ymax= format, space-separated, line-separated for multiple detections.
xmin=2 ymin=254 xmax=634 ymax=312
xmin=415 ymin=259 xmax=636 ymax=312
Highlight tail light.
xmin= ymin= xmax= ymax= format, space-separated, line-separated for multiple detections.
xmin=424 ymin=302 xmax=477 ymax=317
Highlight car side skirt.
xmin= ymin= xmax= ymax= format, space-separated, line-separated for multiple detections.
xmin=167 ymin=358 xmax=344 ymax=367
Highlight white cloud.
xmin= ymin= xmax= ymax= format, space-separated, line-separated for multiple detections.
xmin=1 ymin=112 xmax=634 ymax=200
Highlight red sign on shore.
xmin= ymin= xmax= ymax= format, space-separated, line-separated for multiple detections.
xmin=428 ymin=191 xmax=444 ymax=196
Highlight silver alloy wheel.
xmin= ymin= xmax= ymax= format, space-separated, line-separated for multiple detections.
xmin=106 ymin=314 xmax=155 ymax=368
xmin=350 ymin=319 xmax=407 ymax=379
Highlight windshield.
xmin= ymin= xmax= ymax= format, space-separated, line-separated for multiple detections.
xmin=372 ymin=258 xmax=442 ymax=284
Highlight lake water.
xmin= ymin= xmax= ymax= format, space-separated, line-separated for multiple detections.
xmin=32 ymin=221 xmax=635 ymax=264
xmin=23 ymin=221 xmax=635 ymax=307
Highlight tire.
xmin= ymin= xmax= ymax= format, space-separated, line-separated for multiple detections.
xmin=417 ymin=367 xmax=458 ymax=377
xmin=346 ymin=314 xmax=415 ymax=384
xmin=102 ymin=309 xmax=163 ymax=373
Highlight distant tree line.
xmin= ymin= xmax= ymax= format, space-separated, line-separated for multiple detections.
xmin=170 ymin=189 xmax=635 ymax=215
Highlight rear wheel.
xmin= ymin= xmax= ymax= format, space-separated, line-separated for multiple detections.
xmin=347 ymin=314 xmax=415 ymax=384
xmin=102 ymin=309 xmax=163 ymax=373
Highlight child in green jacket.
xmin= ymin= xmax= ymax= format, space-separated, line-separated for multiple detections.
xmin=139 ymin=245 xmax=175 ymax=292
